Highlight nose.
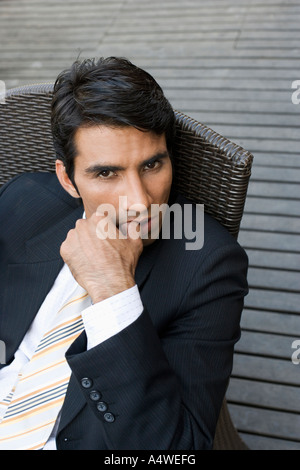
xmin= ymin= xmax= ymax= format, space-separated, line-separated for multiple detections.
xmin=121 ymin=173 xmax=151 ymax=220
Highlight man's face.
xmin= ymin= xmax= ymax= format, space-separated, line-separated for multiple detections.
xmin=58 ymin=125 xmax=173 ymax=246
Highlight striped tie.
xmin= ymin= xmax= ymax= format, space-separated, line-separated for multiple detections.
xmin=0 ymin=285 xmax=91 ymax=450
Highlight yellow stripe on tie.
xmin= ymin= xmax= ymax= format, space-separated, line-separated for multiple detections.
xmin=0 ymin=419 xmax=56 ymax=443
xmin=57 ymin=292 xmax=89 ymax=314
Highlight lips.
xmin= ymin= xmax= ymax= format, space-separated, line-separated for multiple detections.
xmin=119 ymin=216 xmax=159 ymax=239
xmin=119 ymin=216 xmax=149 ymax=232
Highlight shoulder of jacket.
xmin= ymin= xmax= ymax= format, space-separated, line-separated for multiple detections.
xmin=0 ymin=172 xmax=79 ymax=209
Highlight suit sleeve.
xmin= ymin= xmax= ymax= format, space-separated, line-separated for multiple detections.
xmin=65 ymin=240 xmax=248 ymax=450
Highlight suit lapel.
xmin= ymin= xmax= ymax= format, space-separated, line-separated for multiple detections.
xmin=3 ymin=260 xmax=63 ymax=365
xmin=135 ymin=237 xmax=163 ymax=288
xmin=2 ymin=205 xmax=83 ymax=365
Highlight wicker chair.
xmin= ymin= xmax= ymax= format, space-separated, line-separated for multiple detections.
xmin=0 ymin=84 xmax=253 ymax=450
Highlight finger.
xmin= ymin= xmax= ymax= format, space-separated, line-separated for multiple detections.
xmin=92 ymin=211 xmax=120 ymax=240
xmin=126 ymin=220 xmax=141 ymax=240
xmin=95 ymin=204 xmax=117 ymax=226
xmin=60 ymin=228 xmax=76 ymax=259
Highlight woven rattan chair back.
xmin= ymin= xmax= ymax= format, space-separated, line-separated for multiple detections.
xmin=0 ymin=84 xmax=253 ymax=450
xmin=0 ymin=84 xmax=253 ymax=239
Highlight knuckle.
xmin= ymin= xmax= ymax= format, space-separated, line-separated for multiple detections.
xmin=60 ymin=242 xmax=66 ymax=258
xmin=75 ymin=218 xmax=84 ymax=229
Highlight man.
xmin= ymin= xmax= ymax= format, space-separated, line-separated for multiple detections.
xmin=0 ymin=57 xmax=248 ymax=450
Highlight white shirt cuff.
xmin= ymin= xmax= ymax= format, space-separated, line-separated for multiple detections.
xmin=81 ymin=285 xmax=143 ymax=350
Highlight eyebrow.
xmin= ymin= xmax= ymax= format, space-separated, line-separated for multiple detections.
xmin=84 ymin=151 xmax=169 ymax=175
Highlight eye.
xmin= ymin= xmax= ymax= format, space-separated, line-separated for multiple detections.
xmin=144 ymin=160 xmax=161 ymax=171
xmin=97 ymin=169 xmax=115 ymax=179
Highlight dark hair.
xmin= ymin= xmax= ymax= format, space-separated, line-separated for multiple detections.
xmin=51 ymin=57 xmax=175 ymax=184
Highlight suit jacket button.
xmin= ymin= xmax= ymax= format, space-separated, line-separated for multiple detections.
xmin=90 ymin=390 xmax=101 ymax=401
xmin=96 ymin=401 xmax=108 ymax=412
xmin=104 ymin=412 xmax=115 ymax=423
xmin=81 ymin=377 xmax=93 ymax=389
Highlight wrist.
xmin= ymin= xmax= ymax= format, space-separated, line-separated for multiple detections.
xmin=89 ymin=278 xmax=136 ymax=304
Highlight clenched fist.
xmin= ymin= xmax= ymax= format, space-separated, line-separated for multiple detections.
xmin=60 ymin=212 xmax=143 ymax=304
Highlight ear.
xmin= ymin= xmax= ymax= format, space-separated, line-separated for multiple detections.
xmin=55 ymin=160 xmax=80 ymax=198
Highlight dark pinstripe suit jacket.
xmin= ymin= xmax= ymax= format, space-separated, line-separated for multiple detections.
xmin=0 ymin=172 xmax=248 ymax=450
